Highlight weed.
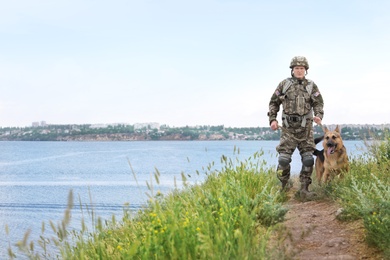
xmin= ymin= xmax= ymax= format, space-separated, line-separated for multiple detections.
xmin=13 ymin=148 xmax=289 ymax=259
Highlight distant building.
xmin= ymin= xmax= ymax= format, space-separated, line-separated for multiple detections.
xmin=134 ymin=122 xmax=160 ymax=130
xmin=32 ymin=121 xmax=47 ymax=127
xmin=90 ymin=124 xmax=108 ymax=129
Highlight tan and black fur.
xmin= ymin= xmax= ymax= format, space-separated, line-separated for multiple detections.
xmin=314 ymin=125 xmax=349 ymax=184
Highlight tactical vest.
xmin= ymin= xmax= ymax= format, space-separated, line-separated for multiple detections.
xmin=281 ymin=78 xmax=314 ymax=127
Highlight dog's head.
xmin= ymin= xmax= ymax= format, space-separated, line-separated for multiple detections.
xmin=323 ymin=125 xmax=344 ymax=156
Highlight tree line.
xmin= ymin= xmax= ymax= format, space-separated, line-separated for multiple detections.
xmin=0 ymin=124 xmax=388 ymax=141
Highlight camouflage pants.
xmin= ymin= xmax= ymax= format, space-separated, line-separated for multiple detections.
xmin=276 ymin=123 xmax=315 ymax=184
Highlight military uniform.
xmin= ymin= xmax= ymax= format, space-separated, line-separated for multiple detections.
xmin=267 ymin=56 xmax=324 ymax=196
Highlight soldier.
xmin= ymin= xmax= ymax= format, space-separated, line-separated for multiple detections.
xmin=267 ymin=56 xmax=324 ymax=199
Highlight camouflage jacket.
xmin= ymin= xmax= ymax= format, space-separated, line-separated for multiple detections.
xmin=267 ymin=77 xmax=324 ymax=125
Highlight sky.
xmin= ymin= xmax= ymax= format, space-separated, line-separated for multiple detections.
xmin=0 ymin=0 xmax=389 ymax=128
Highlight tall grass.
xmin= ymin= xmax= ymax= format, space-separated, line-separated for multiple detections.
xmin=13 ymin=137 xmax=390 ymax=259
xmin=330 ymin=134 xmax=390 ymax=257
xmin=10 ymin=149 xmax=288 ymax=259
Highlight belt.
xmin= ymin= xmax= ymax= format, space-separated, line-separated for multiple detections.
xmin=284 ymin=115 xmax=302 ymax=123
xmin=282 ymin=111 xmax=313 ymax=128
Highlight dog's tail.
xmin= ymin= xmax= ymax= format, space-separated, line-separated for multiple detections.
xmin=314 ymin=135 xmax=324 ymax=145
xmin=313 ymin=135 xmax=325 ymax=162
xmin=313 ymin=149 xmax=323 ymax=157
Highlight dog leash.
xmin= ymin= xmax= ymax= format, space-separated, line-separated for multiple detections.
xmin=319 ymin=123 xmax=327 ymax=133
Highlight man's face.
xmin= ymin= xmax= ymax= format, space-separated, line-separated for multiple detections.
xmin=293 ymin=66 xmax=306 ymax=79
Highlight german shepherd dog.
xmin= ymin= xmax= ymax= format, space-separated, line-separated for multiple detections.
xmin=313 ymin=125 xmax=349 ymax=184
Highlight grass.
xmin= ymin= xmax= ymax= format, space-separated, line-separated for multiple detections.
xmin=9 ymin=149 xmax=289 ymax=259
xmin=328 ymin=134 xmax=390 ymax=258
xmin=8 ymin=135 xmax=390 ymax=259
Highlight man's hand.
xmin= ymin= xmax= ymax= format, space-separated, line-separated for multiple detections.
xmin=270 ymin=120 xmax=279 ymax=131
xmin=313 ymin=116 xmax=322 ymax=125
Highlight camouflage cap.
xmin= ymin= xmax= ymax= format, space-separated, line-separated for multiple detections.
xmin=290 ymin=56 xmax=309 ymax=69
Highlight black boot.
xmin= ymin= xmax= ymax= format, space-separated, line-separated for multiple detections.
xmin=281 ymin=179 xmax=288 ymax=191
xmin=299 ymin=182 xmax=317 ymax=200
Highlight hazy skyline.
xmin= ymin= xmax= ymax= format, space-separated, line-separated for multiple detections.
xmin=1 ymin=1 xmax=390 ymax=128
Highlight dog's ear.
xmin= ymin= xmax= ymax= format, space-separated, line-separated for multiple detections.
xmin=323 ymin=125 xmax=328 ymax=133
xmin=335 ymin=125 xmax=340 ymax=133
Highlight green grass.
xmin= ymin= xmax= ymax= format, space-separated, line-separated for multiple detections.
xmin=9 ymin=149 xmax=288 ymax=259
xmin=9 ymin=136 xmax=390 ymax=259
xmin=327 ymin=135 xmax=390 ymax=258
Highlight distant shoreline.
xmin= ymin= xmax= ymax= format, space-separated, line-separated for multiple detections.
xmin=1 ymin=124 xmax=388 ymax=141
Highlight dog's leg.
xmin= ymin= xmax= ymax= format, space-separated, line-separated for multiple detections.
xmin=316 ymin=167 xmax=324 ymax=186
xmin=323 ymin=168 xmax=330 ymax=183
xmin=315 ymin=161 xmax=322 ymax=185
xmin=316 ymin=168 xmax=321 ymax=185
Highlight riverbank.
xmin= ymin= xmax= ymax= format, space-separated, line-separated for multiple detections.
xmin=9 ymin=137 xmax=389 ymax=259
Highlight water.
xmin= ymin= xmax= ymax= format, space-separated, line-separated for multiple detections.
xmin=0 ymin=140 xmax=365 ymax=258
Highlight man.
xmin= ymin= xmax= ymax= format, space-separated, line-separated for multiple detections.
xmin=267 ymin=56 xmax=324 ymax=199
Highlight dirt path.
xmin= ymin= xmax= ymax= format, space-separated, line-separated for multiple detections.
xmin=275 ymin=187 xmax=385 ymax=260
